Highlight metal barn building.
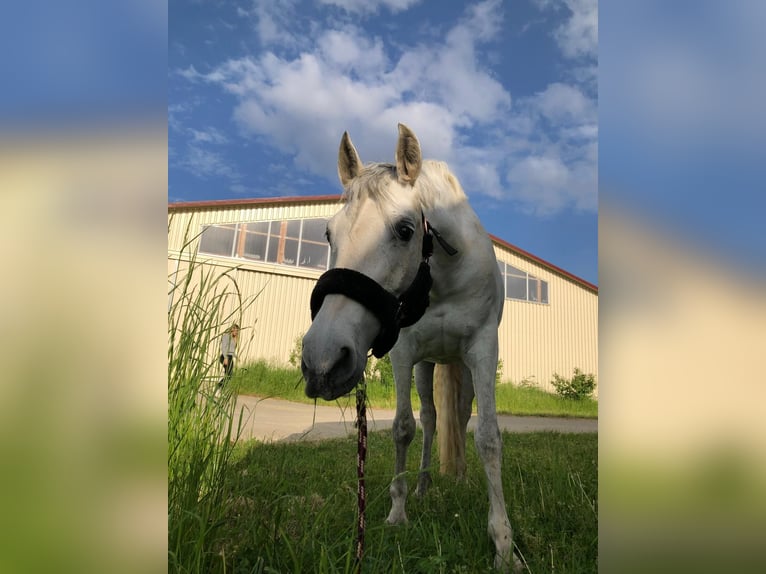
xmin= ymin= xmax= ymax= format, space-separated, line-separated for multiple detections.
xmin=168 ymin=196 xmax=598 ymax=395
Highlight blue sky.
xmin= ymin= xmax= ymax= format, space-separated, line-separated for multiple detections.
xmin=169 ymin=0 xmax=598 ymax=285
xmin=599 ymin=0 xmax=766 ymax=277
xmin=0 ymin=1 xmax=166 ymax=126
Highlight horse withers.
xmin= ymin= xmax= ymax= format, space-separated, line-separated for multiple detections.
xmin=301 ymin=124 xmax=522 ymax=572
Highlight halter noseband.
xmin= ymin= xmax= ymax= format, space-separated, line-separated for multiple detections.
xmin=309 ymin=214 xmax=457 ymax=358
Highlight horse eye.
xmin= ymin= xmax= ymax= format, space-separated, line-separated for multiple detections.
xmin=395 ymin=222 xmax=414 ymax=242
xmin=324 ymin=227 xmax=331 ymax=244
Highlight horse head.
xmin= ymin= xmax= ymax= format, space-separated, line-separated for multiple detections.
xmin=302 ymin=124 xmax=428 ymax=400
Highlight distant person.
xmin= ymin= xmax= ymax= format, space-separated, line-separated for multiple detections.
xmin=218 ymin=323 xmax=239 ymax=389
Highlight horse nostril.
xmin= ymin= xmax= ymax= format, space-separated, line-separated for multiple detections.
xmin=337 ymin=345 xmax=353 ymax=368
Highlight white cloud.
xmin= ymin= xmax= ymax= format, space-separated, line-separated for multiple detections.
xmin=555 ymin=0 xmax=597 ymax=59
xmin=178 ymin=0 xmax=597 ymax=216
xmin=317 ymin=28 xmax=389 ymax=76
xmin=507 ymin=149 xmax=597 ymax=216
xmin=387 ymin=1 xmax=510 ymax=124
xmin=243 ymin=0 xmax=303 ymax=49
xmin=175 ymin=145 xmax=240 ymax=181
xmin=188 ymin=127 xmax=229 ymax=145
xmin=535 ymin=0 xmax=597 ymax=60
xmin=501 ymin=81 xmax=597 ymax=214
xmin=461 ymin=0 xmax=504 ymax=41
xmin=188 ymin=1 xmax=510 ymax=181
xmin=533 ymin=82 xmax=595 ymax=124
xmin=317 ymin=0 xmax=422 ymax=15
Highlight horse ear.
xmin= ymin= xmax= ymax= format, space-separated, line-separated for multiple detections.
xmin=395 ymin=123 xmax=422 ymax=186
xmin=338 ymin=131 xmax=363 ymax=187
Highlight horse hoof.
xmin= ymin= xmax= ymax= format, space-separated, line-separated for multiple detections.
xmin=385 ymin=512 xmax=408 ymax=525
xmin=494 ymin=551 xmax=525 ymax=573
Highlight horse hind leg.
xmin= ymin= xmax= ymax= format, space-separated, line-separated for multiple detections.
xmin=476 ymin=405 xmax=521 ymax=572
xmin=456 ymin=364 xmax=475 ymax=480
xmin=466 ymin=344 xmax=522 ymax=572
xmin=414 ymin=361 xmax=435 ymax=497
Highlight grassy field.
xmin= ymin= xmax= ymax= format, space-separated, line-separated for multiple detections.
xmin=214 ymin=430 xmax=597 ymax=573
xmin=171 ymin=259 xmax=597 ymax=574
xmin=172 ymin=360 xmax=597 ymax=573
xmin=232 ymin=360 xmax=598 ymax=419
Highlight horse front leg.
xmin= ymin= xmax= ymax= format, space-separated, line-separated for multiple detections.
xmin=385 ymin=354 xmax=416 ymax=525
xmin=414 ymin=361 xmax=435 ymax=497
xmin=465 ymin=340 xmax=522 ymax=573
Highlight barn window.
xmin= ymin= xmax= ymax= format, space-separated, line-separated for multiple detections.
xmin=498 ymin=260 xmax=549 ymax=304
xmin=198 ymin=224 xmax=238 ymax=257
xmin=199 ymin=218 xmax=331 ymax=271
xmin=241 ymin=221 xmax=269 ymax=261
xmin=299 ymin=218 xmax=330 ymax=270
xmin=505 ymin=264 xmax=528 ymax=300
xmin=268 ymin=220 xmax=300 ymax=265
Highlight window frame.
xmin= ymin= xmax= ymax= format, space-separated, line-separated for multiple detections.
xmin=497 ymin=260 xmax=549 ymax=305
xmin=198 ymin=218 xmax=331 ymax=272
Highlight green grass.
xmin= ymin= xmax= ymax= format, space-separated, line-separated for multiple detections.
xmin=215 ymin=430 xmax=597 ymax=573
xmin=168 ymin=224 xmax=255 ymax=574
xmin=234 ymin=360 xmax=598 ymax=419
xmin=495 ymin=384 xmax=598 ymax=418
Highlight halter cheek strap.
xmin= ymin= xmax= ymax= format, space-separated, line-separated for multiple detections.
xmin=309 ymin=213 xmax=457 ymax=358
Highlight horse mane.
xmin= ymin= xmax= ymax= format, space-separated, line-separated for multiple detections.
xmin=342 ymin=160 xmax=467 ymax=211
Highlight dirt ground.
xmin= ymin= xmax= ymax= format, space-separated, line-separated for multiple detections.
xmin=234 ymin=395 xmax=597 ymax=443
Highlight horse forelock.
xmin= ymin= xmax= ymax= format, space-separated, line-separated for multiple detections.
xmin=342 ymin=163 xmax=397 ymax=203
xmin=341 ymin=160 xmax=465 ymax=213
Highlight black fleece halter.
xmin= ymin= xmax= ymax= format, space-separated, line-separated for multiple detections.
xmin=309 ymin=214 xmax=457 ymax=358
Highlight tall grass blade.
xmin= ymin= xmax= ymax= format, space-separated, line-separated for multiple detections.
xmin=168 ymin=222 xmax=255 ymax=573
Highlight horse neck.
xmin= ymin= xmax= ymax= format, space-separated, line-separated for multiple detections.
xmin=425 ymin=202 xmax=493 ymax=295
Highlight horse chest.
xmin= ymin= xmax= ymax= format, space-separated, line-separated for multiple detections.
xmin=398 ymin=304 xmax=486 ymax=363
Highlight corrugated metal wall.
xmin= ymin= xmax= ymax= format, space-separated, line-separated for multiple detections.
xmin=168 ymin=254 xmax=319 ymax=366
xmin=168 ymin=199 xmax=598 ymax=395
xmin=494 ymin=245 xmax=598 ymax=394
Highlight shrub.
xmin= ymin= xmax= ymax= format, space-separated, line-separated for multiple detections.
xmin=372 ymin=354 xmax=394 ymax=387
xmin=288 ymin=333 xmax=303 ymax=368
xmin=518 ymin=375 xmax=538 ymax=389
xmin=551 ymin=368 xmax=596 ymax=400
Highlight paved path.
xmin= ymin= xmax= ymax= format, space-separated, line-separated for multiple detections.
xmin=234 ymin=395 xmax=597 ymax=443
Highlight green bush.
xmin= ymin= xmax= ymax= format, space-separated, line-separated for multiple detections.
xmin=518 ymin=375 xmax=538 ymax=389
xmin=372 ymin=354 xmax=394 ymax=387
xmin=551 ymin=368 xmax=596 ymax=400
xmin=288 ymin=333 xmax=303 ymax=368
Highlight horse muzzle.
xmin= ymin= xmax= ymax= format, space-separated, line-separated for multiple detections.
xmin=301 ymin=313 xmax=367 ymax=400
xmin=302 ymin=264 xmax=433 ymax=401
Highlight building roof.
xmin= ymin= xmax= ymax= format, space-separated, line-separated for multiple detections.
xmin=168 ymin=196 xmax=598 ymax=294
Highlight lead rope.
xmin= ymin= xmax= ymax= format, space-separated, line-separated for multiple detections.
xmin=354 ymin=376 xmax=368 ymax=573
